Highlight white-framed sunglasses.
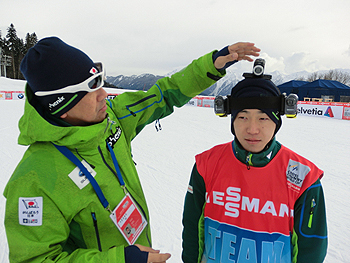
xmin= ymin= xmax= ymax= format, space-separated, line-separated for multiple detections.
xmin=35 ymin=62 xmax=106 ymax=97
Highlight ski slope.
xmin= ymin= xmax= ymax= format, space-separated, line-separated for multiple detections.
xmin=1 ymin=77 xmax=349 ymax=262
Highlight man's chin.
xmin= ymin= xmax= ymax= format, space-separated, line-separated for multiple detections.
xmin=96 ymin=113 xmax=108 ymax=124
xmin=84 ymin=113 xmax=108 ymax=126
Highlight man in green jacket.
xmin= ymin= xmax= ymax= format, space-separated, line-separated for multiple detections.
xmin=3 ymin=37 xmax=260 ymax=263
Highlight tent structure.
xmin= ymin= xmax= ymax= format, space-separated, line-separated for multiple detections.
xmin=277 ymin=80 xmax=309 ymax=95
xmin=278 ymin=79 xmax=350 ymax=102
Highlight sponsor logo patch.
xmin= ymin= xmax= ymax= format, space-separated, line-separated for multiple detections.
xmin=324 ymin=106 xmax=334 ymax=117
xmin=207 ymin=187 xmax=293 ymax=219
xmin=19 ymin=197 xmax=43 ymax=226
xmin=68 ymin=160 xmax=97 ymax=189
xmin=49 ymin=96 xmax=65 ymax=109
xmin=286 ymin=159 xmax=311 ymax=192
xmin=107 ymin=126 xmax=122 ymax=148
xmin=90 ymin=67 xmax=98 ymax=74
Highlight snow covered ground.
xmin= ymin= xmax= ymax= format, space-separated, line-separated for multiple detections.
xmin=0 ymin=77 xmax=349 ymax=262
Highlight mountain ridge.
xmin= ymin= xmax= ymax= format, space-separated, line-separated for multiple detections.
xmin=106 ymin=68 xmax=350 ymax=96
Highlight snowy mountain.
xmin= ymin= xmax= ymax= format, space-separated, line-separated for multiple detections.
xmin=106 ymin=74 xmax=163 ymax=91
xmin=106 ymin=68 xmax=350 ymax=96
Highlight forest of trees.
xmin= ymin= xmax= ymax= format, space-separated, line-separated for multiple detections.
xmin=297 ymin=69 xmax=350 ymax=86
xmin=0 ymin=23 xmax=37 ymax=79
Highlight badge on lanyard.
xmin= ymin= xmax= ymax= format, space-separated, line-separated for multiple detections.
xmin=109 ymin=193 xmax=147 ymax=245
xmin=68 ymin=160 xmax=96 ymax=189
xmin=53 ymin=143 xmax=148 ymax=245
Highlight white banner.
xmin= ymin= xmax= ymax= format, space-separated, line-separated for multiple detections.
xmin=297 ymin=101 xmax=349 ymax=120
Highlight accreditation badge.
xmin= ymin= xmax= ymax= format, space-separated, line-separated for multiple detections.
xmin=109 ymin=193 xmax=147 ymax=245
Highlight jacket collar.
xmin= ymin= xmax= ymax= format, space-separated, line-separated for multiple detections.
xmin=233 ymin=137 xmax=281 ymax=167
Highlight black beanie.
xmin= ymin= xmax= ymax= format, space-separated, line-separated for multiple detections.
xmin=230 ymin=77 xmax=282 ymax=135
xmin=20 ymin=37 xmax=98 ymax=117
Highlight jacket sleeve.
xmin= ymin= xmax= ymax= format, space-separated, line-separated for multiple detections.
xmin=182 ymin=164 xmax=206 ymax=263
xmin=109 ymin=51 xmax=225 ymax=143
xmin=292 ymin=179 xmax=328 ymax=262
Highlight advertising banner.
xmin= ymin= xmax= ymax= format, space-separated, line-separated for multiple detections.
xmin=0 ymin=91 xmax=25 ymax=100
xmin=297 ymin=101 xmax=349 ymax=120
xmin=342 ymin=104 xmax=350 ymax=120
xmin=187 ymin=96 xmax=215 ymax=108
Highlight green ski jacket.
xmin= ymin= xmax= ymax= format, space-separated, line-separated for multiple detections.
xmin=4 ymin=51 xmax=225 ymax=263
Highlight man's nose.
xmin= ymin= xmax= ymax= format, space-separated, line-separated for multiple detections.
xmin=247 ymin=119 xmax=260 ymax=134
xmin=97 ymin=88 xmax=108 ymax=101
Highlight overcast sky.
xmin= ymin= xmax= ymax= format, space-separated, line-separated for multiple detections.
xmin=1 ymin=0 xmax=349 ymax=77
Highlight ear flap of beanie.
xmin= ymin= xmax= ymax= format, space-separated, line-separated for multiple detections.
xmin=40 ymin=91 xmax=87 ymax=117
xmin=25 ymin=84 xmax=63 ymax=126
xmin=25 ymin=84 xmax=86 ymax=126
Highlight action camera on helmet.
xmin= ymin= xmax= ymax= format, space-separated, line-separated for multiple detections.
xmin=241 ymin=58 xmax=272 ymax=80
xmin=253 ymin=58 xmax=265 ymax=76
xmin=214 ymin=95 xmax=230 ymax=117
xmin=283 ymin=93 xmax=298 ymax=118
xmin=214 ymin=58 xmax=298 ymax=118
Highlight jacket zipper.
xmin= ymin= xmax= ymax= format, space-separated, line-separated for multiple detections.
xmin=91 ymin=212 xmax=102 ymax=251
xmin=245 ymin=153 xmax=252 ymax=170
xmin=308 ymin=198 xmax=316 ymax=228
xmin=125 ymin=94 xmax=157 ymax=116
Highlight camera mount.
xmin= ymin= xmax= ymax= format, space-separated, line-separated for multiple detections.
xmin=214 ymin=58 xmax=298 ymax=118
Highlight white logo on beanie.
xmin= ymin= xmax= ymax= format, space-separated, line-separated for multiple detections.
xmin=49 ymin=96 xmax=65 ymax=109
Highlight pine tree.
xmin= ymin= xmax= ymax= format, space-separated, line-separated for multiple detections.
xmin=1 ymin=24 xmax=38 ymax=79
xmin=5 ymin=24 xmax=18 ymax=79
xmin=0 ymin=30 xmax=3 ymax=49
xmin=5 ymin=24 xmax=29 ymax=79
xmin=25 ymin=32 xmax=38 ymax=52
xmin=17 ymin=38 xmax=26 ymax=79
xmin=0 ymin=31 xmax=3 ymax=77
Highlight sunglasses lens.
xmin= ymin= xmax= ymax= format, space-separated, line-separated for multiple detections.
xmin=88 ymin=75 xmax=103 ymax=89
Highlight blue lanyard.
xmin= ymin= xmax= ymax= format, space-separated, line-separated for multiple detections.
xmin=53 ymin=143 xmax=125 ymax=211
xmin=106 ymin=143 xmax=125 ymax=187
